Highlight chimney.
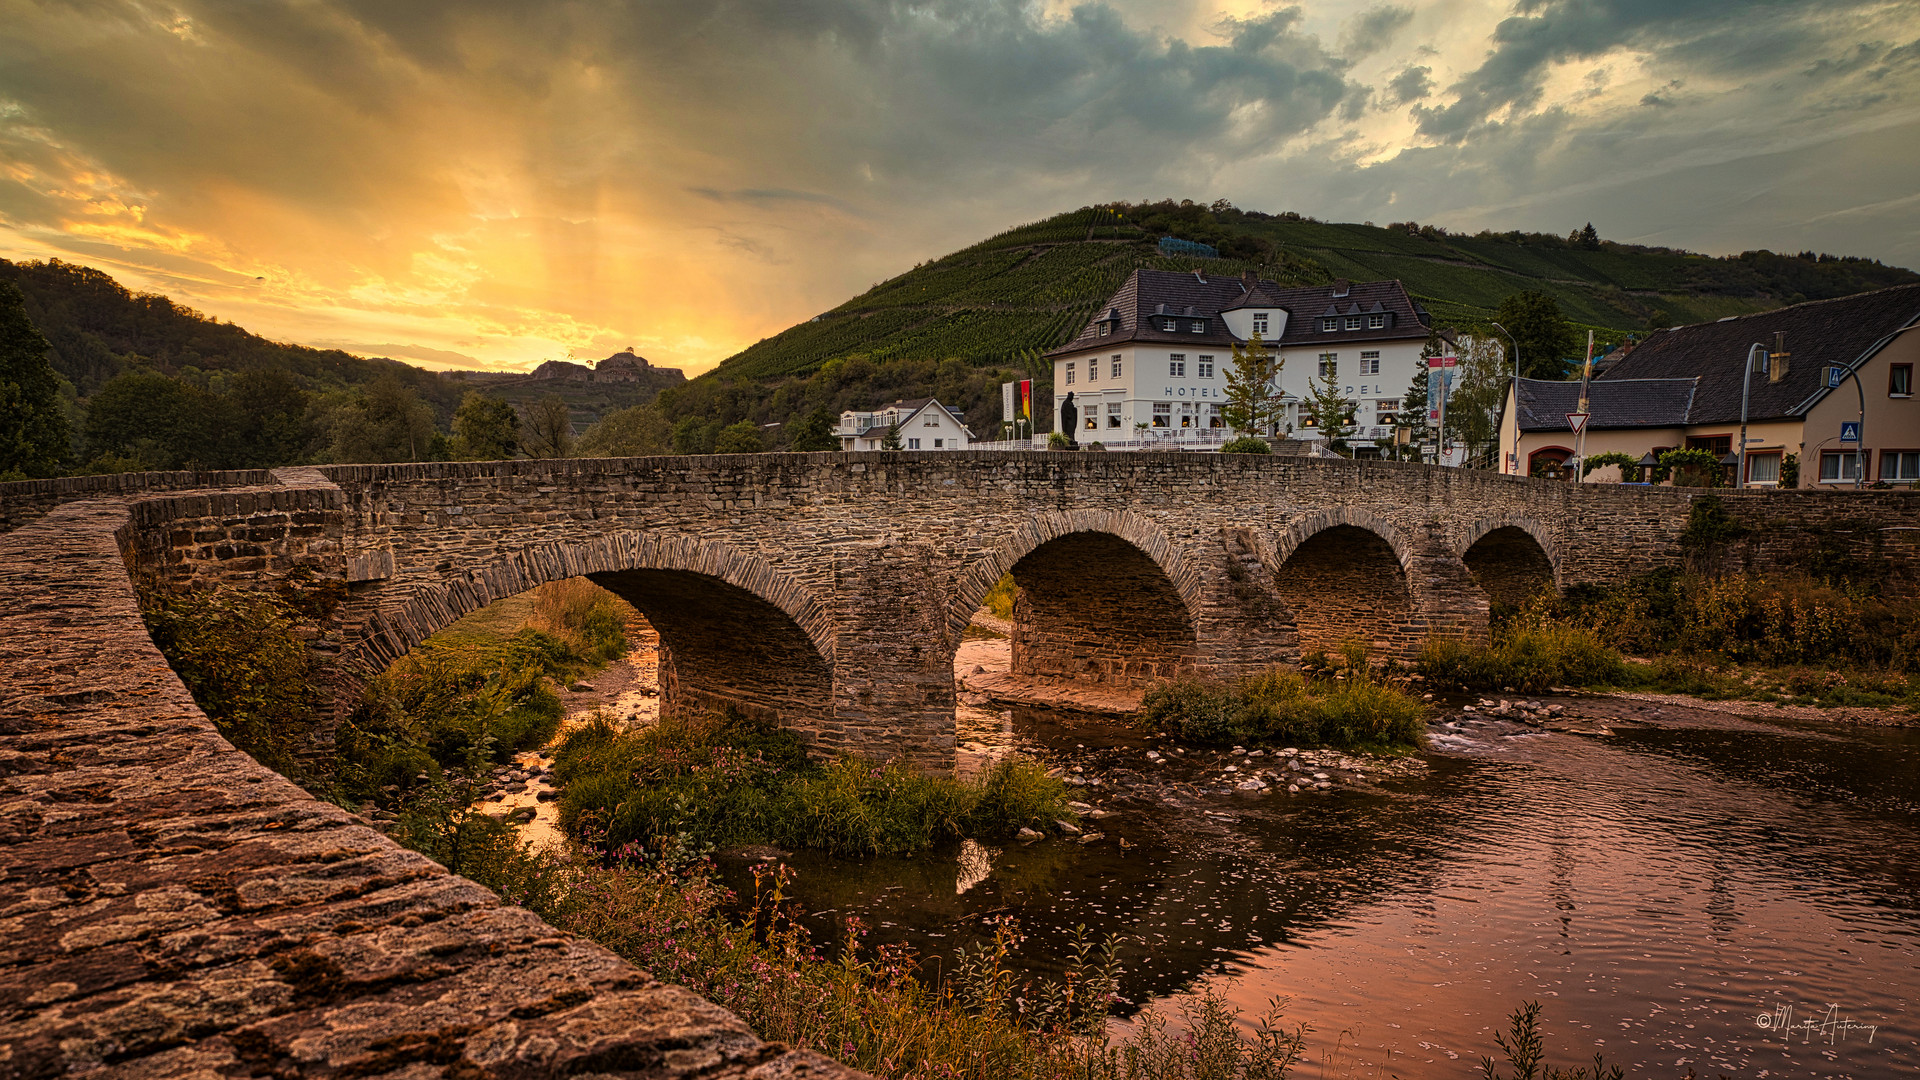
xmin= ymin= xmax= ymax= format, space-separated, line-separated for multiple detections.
xmin=1242 ymin=269 xmax=1256 ymax=288
xmin=1767 ymin=330 xmax=1791 ymax=383
xmin=1331 ymin=278 xmax=1350 ymax=298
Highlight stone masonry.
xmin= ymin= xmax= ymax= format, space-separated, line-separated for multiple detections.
xmin=5 ymin=454 xmax=1919 ymax=1077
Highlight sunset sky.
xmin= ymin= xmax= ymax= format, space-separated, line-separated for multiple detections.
xmin=3 ymin=0 xmax=1917 ymax=376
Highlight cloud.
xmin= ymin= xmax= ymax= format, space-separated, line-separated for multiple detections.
xmin=0 ymin=0 xmax=1916 ymax=375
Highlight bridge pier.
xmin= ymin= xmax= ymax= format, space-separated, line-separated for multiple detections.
xmin=828 ymin=542 xmax=957 ymax=770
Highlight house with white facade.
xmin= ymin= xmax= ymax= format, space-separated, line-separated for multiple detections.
xmin=834 ymin=398 xmax=975 ymax=451
xmin=1044 ymin=269 xmax=1436 ymax=450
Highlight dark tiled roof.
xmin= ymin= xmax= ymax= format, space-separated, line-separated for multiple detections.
xmin=1598 ymin=284 xmax=1920 ymax=424
xmin=1047 ymin=269 xmax=1431 ymax=358
xmin=1516 ymin=377 xmax=1697 ymax=432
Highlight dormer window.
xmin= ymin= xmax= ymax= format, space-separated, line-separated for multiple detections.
xmin=1162 ymin=317 xmax=1178 ymax=332
xmin=1322 ymin=317 xmax=1338 ymax=332
xmin=1345 ymin=316 xmax=1362 ymax=330
xmin=1100 ymin=322 xmax=1111 ymax=337
xmin=1190 ymin=320 xmax=1205 ymax=333
xmin=1368 ymin=314 xmax=1386 ymax=329
xmin=1252 ymin=313 xmax=1268 ymax=335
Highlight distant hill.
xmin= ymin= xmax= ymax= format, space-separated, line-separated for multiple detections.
xmin=710 ymin=202 xmax=1920 ymax=382
xmin=445 ymin=351 xmax=686 ymax=432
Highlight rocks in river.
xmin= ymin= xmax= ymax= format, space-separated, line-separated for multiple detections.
xmin=1077 ymin=831 xmax=1105 ymax=844
xmin=535 ymin=788 xmax=558 ymax=802
xmin=570 ymin=682 xmax=596 ymax=693
xmin=1230 ymin=746 xmax=1246 ymax=756
xmin=1017 ymin=827 xmax=1043 ymax=843
xmin=1067 ymin=800 xmax=1094 ymax=812
xmin=1234 ymin=778 xmax=1268 ymax=792
xmin=507 ymin=806 xmax=538 ymax=825
xmin=1055 ymin=819 xmax=1083 ymax=836
xmin=1287 ymin=783 xmax=1300 ymax=793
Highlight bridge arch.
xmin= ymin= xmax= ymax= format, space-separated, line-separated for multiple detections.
xmin=1459 ymin=516 xmax=1561 ymax=611
xmin=342 ymin=532 xmax=835 ymax=737
xmin=1267 ymin=508 xmax=1419 ymax=660
xmin=950 ymin=510 xmax=1203 ymax=687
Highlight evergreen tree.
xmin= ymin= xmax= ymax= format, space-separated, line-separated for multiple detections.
xmin=1492 ymin=291 xmax=1578 ymax=379
xmin=787 ymin=405 xmax=839 ymax=451
xmin=450 ymin=391 xmax=520 ymax=460
xmin=881 ymin=423 xmax=903 ymax=450
xmin=1220 ymin=331 xmax=1283 ymax=435
xmin=1396 ymin=362 xmax=1432 ymax=462
xmin=0 ymin=281 xmax=71 ymax=477
xmin=1578 ymin=222 xmax=1601 ymax=250
xmin=1303 ymin=374 xmax=1355 ymax=456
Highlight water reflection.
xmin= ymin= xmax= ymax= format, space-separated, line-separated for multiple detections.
xmin=727 ymin=704 xmax=1919 ymax=1078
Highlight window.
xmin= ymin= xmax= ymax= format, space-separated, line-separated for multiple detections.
xmin=1321 ymin=317 xmax=1338 ymax=332
xmin=1345 ymin=316 xmax=1362 ymax=330
xmin=1191 ymin=320 xmax=1205 ymax=333
xmin=1064 ymin=361 xmax=1075 ymax=385
xmin=1181 ymin=407 xmax=1194 ymax=428
xmin=1360 ymin=350 xmax=1381 ymax=375
xmin=1318 ymin=353 xmax=1338 ymax=378
xmin=1746 ymin=451 xmax=1781 ymax=485
xmin=1300 ymin=410 xmax=1319 ymax=429
xmin=1107 ymin=402 xmax=1122 ymax=428
xmin=907 ymin=438 xmax=921 ymax=449
xmin=1881 ymin=450 xmax=1920 ymax=481
xmin=1169 ymin=355 xmax=1186 ymax=378
xmin=1376 ymin=398 xmax=1401 ymax=413
xmin=1099 ymin=322 xmax=1111 ymax=337
xmin=1197 ymin=356 xmax=1214 ymax=378
xmin=1087 ymin=359 xmax=1098 ymax=382
xmin=1152 ymin=402 xmax=1172 ymax=427
xmin=1162 ymin=317 xmax=1178 ymax=332
xmin=1111 ymin=356 xmax=1122 ymax=379
xmin=1820 ymin=451 xmax=1864 ymax=481
xmin=1686 ymin=434 xmax=1733 ymax=457
xmin=1084 ymin=412 xmax=1098 ymax=430
xmin=1892 ymin=364 xmax=1913 ymax=397
xmin=1368 ymin=314 xmax=1386 ymax=329
xmin=933 ymin=438 xmax=944 ymax=448
xmin=1252 ymin=313 xmax=1268 ymax=336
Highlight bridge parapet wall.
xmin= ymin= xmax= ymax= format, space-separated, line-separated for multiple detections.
xmin=0 ymin=468 xmax=277 ymax=533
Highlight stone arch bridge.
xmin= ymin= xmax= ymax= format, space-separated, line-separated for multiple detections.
xmin=6 ymin=454 xmax=1919 ymax=1075
xmin=100 ymin=454 xmax=1700 ymax=768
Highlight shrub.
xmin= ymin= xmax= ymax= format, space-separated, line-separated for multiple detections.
xmin=1218 ymin=436 xmax=1272 ymax=454
xmin=1047 ymin=431 xmax=1071 ymax=450
xmin=141 ymin=586 xmax=318 ymax=777
xmin=1418 ymin=623 xmax=1631 ymax=693
xmin=530 ymin=577 xmax=631 ymax=664
xmin=1141 ymin=668 xmax=1426 ymax=751
xmin=983 ymin=573 xmax=1019 ymax=620
xmin=554 ymin=710 xmax=1076 ymax=857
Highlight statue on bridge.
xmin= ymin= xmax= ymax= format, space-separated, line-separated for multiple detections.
xmin=1060 ymin=392 xmax=1078 ymax=447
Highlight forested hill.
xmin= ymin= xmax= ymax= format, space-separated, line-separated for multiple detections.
xmin=711 ymin=202 xmax=1920 ymax=382
xmin=0 ymin=258 xmax=456 ymax=407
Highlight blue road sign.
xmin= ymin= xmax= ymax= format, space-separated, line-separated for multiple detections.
xmin=1841 ymin=421 xmax=1861 ymax=443
xmin=1829 ymin=366 xmax=1846 ymax=389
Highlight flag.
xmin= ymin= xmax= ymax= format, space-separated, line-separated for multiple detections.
xmin=1019 ymin=379 xmax=1032 ymax=419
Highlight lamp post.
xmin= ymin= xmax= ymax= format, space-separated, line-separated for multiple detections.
xmin=1637 ymin=450 xmax=1659 ymax=484
xmin=1719 ymin=450 xmax=1741 ymax=489
xmin=1491 ymin=321 xmax=1520 ymax=474
xmin=1736 ymin=342 xmax=1767 ymax=489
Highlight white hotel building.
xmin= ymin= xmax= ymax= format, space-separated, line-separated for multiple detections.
xmin=1045 ymin=269 xmax=1438 ymax=449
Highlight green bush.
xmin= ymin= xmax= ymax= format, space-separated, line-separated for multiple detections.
xmin=554 ymin=710 xmax=1076 ymax=857
xmin=1418 ymin=623 xmax=1631 ymax=693
xmin=1218 ymin=436 xmax=1272 ymax=454
xmin=1141 ymin=668 xmax=1426 ymax=751
xmin=141 ymin=586 xmax=318 ymax=777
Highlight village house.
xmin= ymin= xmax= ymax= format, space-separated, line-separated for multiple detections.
xmin=834 ymin=398 xmax=975 ymax=451
xmin=1044 ymin=269 xmax=1436 ymax=450
xmin=1500 ymin=284 xmax=1920 ymax=486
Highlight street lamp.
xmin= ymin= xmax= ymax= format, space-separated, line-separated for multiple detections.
xmin=1490 ymin=321 xmax=1520 ymax=474
xmin=1719 ymin=450 xmax=1740 ymax=488
xmin=1736 ymin=342 xmax=1768 ymax=489
xmin=1637 ymin=450 xmax=1659 ymax=484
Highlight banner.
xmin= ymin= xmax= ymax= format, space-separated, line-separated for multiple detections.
xmin=1019 ymin=379 xmax=1032 ymax=419
xmin=1426 ymin=366 xmax=1455 ymax=422
xmin=1002 ymin=381 xmax=1016 ymax=422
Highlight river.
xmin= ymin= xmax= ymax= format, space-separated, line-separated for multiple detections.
xmin=503 ymin=622 xmax=1919 ymax=1078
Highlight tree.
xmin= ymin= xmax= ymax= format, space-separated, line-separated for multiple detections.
xmin=1578 ymin=222 xmax=1601 ymax=250
xmin=580 ymin=403 xmax=672 ymax=457
xmin=713 ymin=420 xmax=764 ymax=454
xmin=1220 ymin=331 xmax=1283 ymax=435
xmin=83 ymin=370 xmax=220 ymax=470
xmin=1395 ymin=363 xmax=1432 ymax=462
xmin=450 ymin=392 xmax=520 ymax=460
xmin=1303 ymin=375 xmax=1355 ymax=455
xmin=1493 ymin=292 xmax=1578 ymax=379
xmin=521 ymin=395 xmax=576 ymax=458
xmin=229 ymin=368 xmax=314 ymax=467
xmin=881 ymin=423 xmax=903 ymax=450
xmin=787 ymin=405 xmax=839 ymax=452
xmin=0 ymin=281 xmax=72 ymax=477
xmin=1445 ymin=331 xmax=1509 ymax=466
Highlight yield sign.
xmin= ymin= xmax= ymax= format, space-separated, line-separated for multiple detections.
xmin=1566 ymin=412 xmax=1591 ymax=435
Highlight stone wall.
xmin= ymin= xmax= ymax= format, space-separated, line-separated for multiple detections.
xmin=0 ymin=469 xmax=274 ymax=533
xmin=0 ymin=498 xmax=860 ymax=1079
xmin=1709 ymin=489 xmax=1920 ymax=595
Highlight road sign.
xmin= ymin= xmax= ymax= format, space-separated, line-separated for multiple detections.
xmin=1566 ymin=412 xmax=1590 ymax=435
xmin=1841 ymin=421 xmax=1861 ymax=443
xmin=1829 ymin=366 xmax=1846 ymax=389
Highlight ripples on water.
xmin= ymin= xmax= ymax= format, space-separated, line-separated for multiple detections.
xmin=744 ymin=705 xmax=1919 ymax=1078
